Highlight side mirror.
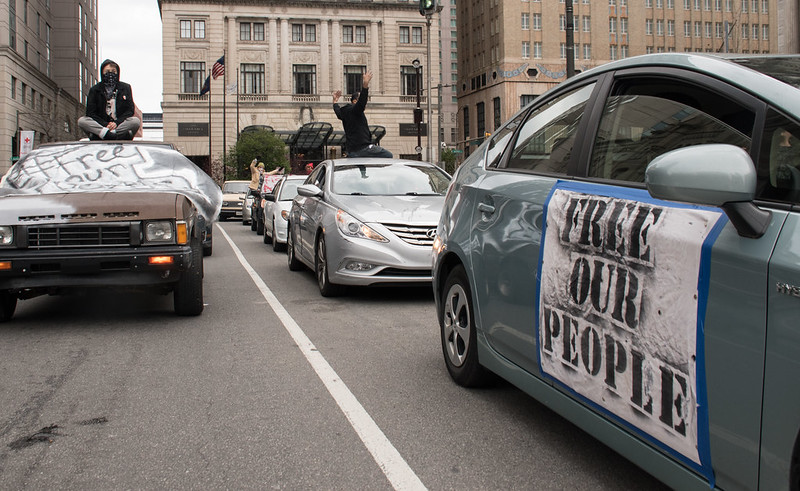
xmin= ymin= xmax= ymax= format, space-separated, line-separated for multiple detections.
xmin=297 ymin=184 xmax=323 ymax=198
xmin=264 ymin=193 xmax=275 ymax=202
xmin=646 ymin=144 xmax=770 ymax=238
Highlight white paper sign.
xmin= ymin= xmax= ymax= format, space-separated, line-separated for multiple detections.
xmin=538 ymin=185 xmax=723 ymax=467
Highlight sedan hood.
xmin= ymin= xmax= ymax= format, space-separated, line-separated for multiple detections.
xmin=332 ymin=195 xmax=444 ymax=224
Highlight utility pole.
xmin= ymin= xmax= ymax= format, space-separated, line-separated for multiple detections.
xmin=566 ymin=0 xmax=575 ymax=78
xmin=426 ymin=14 xmax=432 ymax=162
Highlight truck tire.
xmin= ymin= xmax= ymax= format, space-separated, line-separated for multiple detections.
xmin=173 ymin=238 xmax=204 ymax=316
xmin=0 ymin=291 xmax=17 ymax=322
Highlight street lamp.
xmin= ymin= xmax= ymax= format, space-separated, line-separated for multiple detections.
xmin=412 ymin=59 xmax=422 ymax=161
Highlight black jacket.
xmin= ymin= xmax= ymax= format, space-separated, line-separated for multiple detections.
xmin=333 ymin=86 xmax=372 ymax=153
xmin=84 ymin=81 xmax=135 ymax=125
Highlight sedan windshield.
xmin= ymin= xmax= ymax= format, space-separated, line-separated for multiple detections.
xmin=223 ymin=181 xmax=249 ymax=194
xmin=333 ymin=164 xmax=451 ymax=196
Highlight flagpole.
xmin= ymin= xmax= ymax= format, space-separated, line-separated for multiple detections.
xmin=222 ymin=49 xmax=227 ymax=171
xmin=236 ymin=68 xmax=240 ymax=139
xmin=208 ymin=77 xmax=212 ymax=174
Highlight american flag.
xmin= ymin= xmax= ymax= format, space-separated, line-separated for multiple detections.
xmin=212 ymin=55 xmax=225 ymax=79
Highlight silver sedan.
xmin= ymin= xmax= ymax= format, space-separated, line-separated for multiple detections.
xmin=286 ymin=158 xmax=451 ymax=296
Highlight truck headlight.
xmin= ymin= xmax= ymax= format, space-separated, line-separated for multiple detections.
xmin=0 ymin=226 xmax=13 ymax=246
xmin=145 ymin=221 xmax=174 ymax=242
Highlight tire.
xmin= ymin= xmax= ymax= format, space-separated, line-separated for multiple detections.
xmin=287 ymin=224 xmax=303 ymax=271
xmin=263 ymin=218 xmax=272 ymax=244
xmin=203 ymin=243 xmax=213 ymax=257
xmin=440 ymin=265 xmax=490 ymax=387
xmin=316 ymin=234 xmax=344 ymax=297
xmin=256 ymin=213 xmax=264 ymax=235
xmin=272 ymin=220 xmax=284 ymax=252
xmin=173 ymin=238 xmax=204 ymax=316
xmin=0 ymin=291 xmax=17 ymax=322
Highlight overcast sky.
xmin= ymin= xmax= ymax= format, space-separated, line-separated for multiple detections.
xmin=98 ymin=0 xmax=163 ymax=113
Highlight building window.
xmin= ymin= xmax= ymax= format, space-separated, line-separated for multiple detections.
xmin=533 ymin=13 xmax=542 ymax=30
xmin=645 ymin=19 xmax=652 ymax=35
xmin=561 ymin=15 xmax=567 ymax=31
xmin=400 ymin=26 xmax=409 ymax=44
xmin=742 ymin=24 xmax=748 ymax=39
xmin=522 ymin=41 xmax=530 ymax=59
xmin=610 ymin=45 xmax=617 ymax=60
xmin=705 ymin=22 xmax=712 ymax=38
xmin=401 ymin=65 xmax=420 ymax=96
xmin=684 ymin=21 xmax=691 ymax=37
xmin=180 ymin=61 xmax=205 ymax=93
xmin=620 ymin=17 xmax=628 ymax=34
xmin=342 ymin=25 xmax=367 ymax=44
xmin=10 ymin=76 xmax=16 ymax=100
xmin=412 ymin=26 xmax=422 ymax=44
xmin=493 ymin=97 xmax=501 ymax=130
xmin=240 ymin=22 xmax=265 ymax=41
xmin=667 ymin=19 xmax=675 ymax=36
xmin=533 ymin=41 xmax=542 ymax=59
xmin=476 ymin=102 xmax=485 ymax=140
xmin=761 ymin=0 xmax=767 ymax=12
xmin=21 ymin=83 xmax=26 ymax=105
xmin=180 ymin=20 xmax=191 ymax=38
xmin=293 ymin=65 xmax=316 ymax=94
xmin=560 ymin=43 xmax=566 ymax=59
xmin=292 ymin=24 xmax=315 ymax=42
xmin=241 ymin=64 xmax=264 ymax=94
xmin=463 ymin=106 xmax=470 ymax=141
xmin=583 ymin=44 xmax=591 ymax=59
xmin=752 ymin=24 xmax=758 ymax=39
xmin=582 ymin=16 xmax=590 ymax=32
xmin=715 ymin=22 xmax=722 ymax=38
xmin=695 ymin=21 xmax=701 ymax=37
xmin=656 ymin=19 xmax=664 ymax=35
xmin=521 ymin=13 xmax=530 ymax=30
xmin=344 ymin=65 xmax=366 ymax=96
xmin=194 ymin=20 xmax=205 ymax=39
xmin=762 ymin=24 xmax=769 ymax=40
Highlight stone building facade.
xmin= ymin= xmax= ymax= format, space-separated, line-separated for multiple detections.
xmin=0 ymin=0 xmax=94 ymax=175
xmin=159 ymin=0 xmax=441 ymax=173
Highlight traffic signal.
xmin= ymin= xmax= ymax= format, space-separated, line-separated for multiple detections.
xmin=419 ymin=0 xmax=436 ymax=16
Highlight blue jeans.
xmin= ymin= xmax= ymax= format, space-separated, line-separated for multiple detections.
xmin=348 ymin=144 xmax=393 ymax=159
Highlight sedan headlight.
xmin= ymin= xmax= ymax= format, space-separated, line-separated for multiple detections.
xmin=335 ymin=210 xmax=388 ymax=242
xmin=145 ymin=221 xmax=175 ymax=242
xmin=0 ymin=226 xmax=13 ymax=246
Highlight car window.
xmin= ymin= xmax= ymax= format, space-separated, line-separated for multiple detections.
xmin=278 ymin=180 xmax=301 ymax=201
xmin=505 ymin=83 xmax=595 ymax=174
xmin=222 ymin=182 xmax=249 ymax=194
xmin=486 ymin=112 xmax=525 ymax=168
xmin=588 ymin=78 xmax=753 ymax=183
xmin=332 ymin=164 xmax=451 ymax=195
xmin=757 ymin=109 xmax=800 ymax=204
xmin=308 ymin=164 xmax=326 ymax=189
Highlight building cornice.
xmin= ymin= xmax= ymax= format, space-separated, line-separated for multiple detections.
xmin=159 ymin=0 xmax=418 ymax=12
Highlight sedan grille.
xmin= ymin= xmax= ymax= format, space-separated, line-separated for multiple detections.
xmin=27 ymin=224 xmax=133 ymax=248
xmin=383 ymin=224 xmax=437 ymax=247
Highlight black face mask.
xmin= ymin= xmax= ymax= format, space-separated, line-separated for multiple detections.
xmin=102 ymin=71 xmax=119 ymax=99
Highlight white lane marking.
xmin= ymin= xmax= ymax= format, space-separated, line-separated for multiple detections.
xmin=217 ymin=225 xmax=426 ymax=491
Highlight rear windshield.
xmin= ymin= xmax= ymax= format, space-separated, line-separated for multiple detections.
xmin=223 ymin=181 xmax=249 ymax=194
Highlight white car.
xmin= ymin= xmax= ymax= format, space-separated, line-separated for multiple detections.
xmin=263 ymin=175 xmax=305 ymax=251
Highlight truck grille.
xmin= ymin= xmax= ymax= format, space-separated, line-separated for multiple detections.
xmin=382 ymin=224 xmax=437 ymax=247
xmin=27 ymin=224 xmax=133 ymax=248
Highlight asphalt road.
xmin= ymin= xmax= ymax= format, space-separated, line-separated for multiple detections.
xmin=0 ymin=220 xmax=667 ymax=490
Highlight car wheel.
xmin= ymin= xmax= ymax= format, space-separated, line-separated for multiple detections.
xmin=272 ymin=220 xmax=284 ymax=252
xmin=256 ymin=214 xmax=264 ymax=235
xmin=173 ymin=237 xmax=204 ymax=316
xmin=316 ymin=234 xmax=344 ymax=297
xmin=263 ymin=220 xmax=272 ymax=244
xmin=287 ymin=225 xmax=303 ymax=271
xmin=0 ymin=291 xmax=17 ymax=322
xmin=203 ymin=243 xmax=213 ymax=257
xmin=441 ymin=265 xmax=490 ymax=387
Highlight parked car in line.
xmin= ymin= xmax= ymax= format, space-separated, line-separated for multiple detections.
xmin=432 ymin=53 xmax=800 ymax=491
xmin=0 ymin=141 xmax=222 ymax=320
xmin=219 ymin=180 xmax=249 ymax=221
xmin=287 ymin=158 xmax=451 ymax=296
xmin=263 ymin=175 xmax=305 ymax=251
xmin=252 ymin=173 xmax=283 ymax=235
xmin=243 ymin=191 xmax=254 ymax=226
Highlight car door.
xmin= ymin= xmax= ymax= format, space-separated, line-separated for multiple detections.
xmin=468 ymin=79 xmax=602 ymax=377
xmin=297 ymin=163 xmax=327 ymax=263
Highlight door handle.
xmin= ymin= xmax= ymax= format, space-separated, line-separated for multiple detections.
xmin=477 ymin=202 xmax=495 ymax=214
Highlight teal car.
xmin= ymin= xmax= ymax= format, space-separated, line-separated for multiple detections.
xmin=432 ymin=53 xmax=800 ymax=490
